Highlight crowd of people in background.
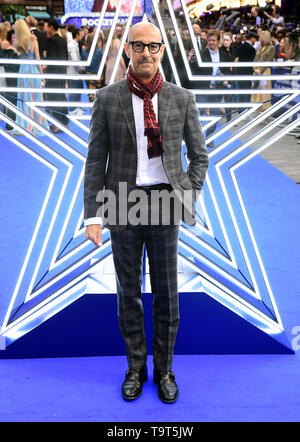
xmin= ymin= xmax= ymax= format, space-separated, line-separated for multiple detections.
xmin=0 ymin=17 xmax=128 ymax=134
xmin=0 ymin=3 xmax=299 ymax=137
xmin=169 ymin=4 xmax=300 ymax=87
xmin=163 ymin=4 xmax=300 ymax=146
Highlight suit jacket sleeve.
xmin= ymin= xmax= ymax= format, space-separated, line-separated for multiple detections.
xmin=189 ymin=49 xmax=212 ymax=90
xmin=84 ymin=91 xmax=109 ymax=219
xmin=183 ymin=91 xmax=209 ymax=193
xmin=190 ymin=49 xmax=211 ymax=76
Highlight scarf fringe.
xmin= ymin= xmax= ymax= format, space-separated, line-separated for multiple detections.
xmin=147 ymin=137 xmax=164 ymax=159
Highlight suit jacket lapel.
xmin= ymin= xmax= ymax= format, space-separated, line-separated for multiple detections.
xmin=118 ymin=80 xmax=137 ymax=149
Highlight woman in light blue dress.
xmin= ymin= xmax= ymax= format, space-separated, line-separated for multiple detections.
xmin=12 ymin=19 xmax=49 ymax=136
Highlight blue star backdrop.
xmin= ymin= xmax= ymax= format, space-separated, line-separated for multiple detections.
xmin=0 ymin=1 xmax=299 ymax=357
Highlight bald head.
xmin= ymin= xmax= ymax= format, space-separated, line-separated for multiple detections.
xmin=128 ymin=22 xmax=162 ymax=43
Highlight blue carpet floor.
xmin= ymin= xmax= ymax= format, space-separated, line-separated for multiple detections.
xmin=0 ymin=353 xmax=300 ymax=422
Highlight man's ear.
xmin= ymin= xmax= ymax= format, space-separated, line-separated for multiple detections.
xmin=124 ymin=42 xmax=131 ymax=58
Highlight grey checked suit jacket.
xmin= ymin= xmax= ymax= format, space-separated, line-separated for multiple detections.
xmin=84 ymin=79 xmax=209 ymax=231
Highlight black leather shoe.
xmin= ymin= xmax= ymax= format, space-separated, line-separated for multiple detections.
xmin=153 ymin=369 xmax=179 ymax=403
xmin=121 ymin=367 xmax=148 ymax=401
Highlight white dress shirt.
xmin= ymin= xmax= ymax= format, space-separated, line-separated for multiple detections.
xmin=67 ymin=39 xmax=81 ymax=75
xmin=84 ymin=91 xmax=169 ymax=226
xmin=196 ymin=37 xmax=202 ymax=51
xmin=254 ymin=40 xmax=261 ymax=51
xmin=133 ymin=93 xmax=169 ymax=186
xmin=209 ymin=49 xmax=220 ymax=85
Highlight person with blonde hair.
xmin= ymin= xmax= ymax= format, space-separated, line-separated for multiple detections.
xmin=0 ymin=21 xmax=11 ymax=51
xmin=25 ymin=15 xmax=47 ymax=59
xmin=0 ymin=23 xmax=9 ymax=111
xmin=1 ymin=29 xmax=19 ymax=131
xmin=103 ymin=27 xmax=127 ymax=85
xmin=58 ymin=27 xmax=68 ymax=42
xmin=251 ymin=30 xmax=275 ymax=114
xmin=81 ymin=31 xmax=104 ymax=101
xmin=12 ymin=19 xmax=48 ymax=136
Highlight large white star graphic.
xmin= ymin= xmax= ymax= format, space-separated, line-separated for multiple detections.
xmin=0 ymin=0 xmax=299 ymax=352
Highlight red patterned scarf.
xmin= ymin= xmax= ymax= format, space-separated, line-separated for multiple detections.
xmin=126 ymin=65 xmax=164 ymax=159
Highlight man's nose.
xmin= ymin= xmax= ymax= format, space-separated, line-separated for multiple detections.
xmin=142 ymin=45 xmax=151 ymax=55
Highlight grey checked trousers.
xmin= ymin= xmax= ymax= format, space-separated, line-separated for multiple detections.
xmin=110 ymin=223 xmax=180 ymax=372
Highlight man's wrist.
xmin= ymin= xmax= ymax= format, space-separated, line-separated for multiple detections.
xmin=84 ymin=217 xmax=102 ymax=227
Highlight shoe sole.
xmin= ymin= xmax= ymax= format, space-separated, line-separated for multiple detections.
xmin=121 ymin=389 xmax=143 ymax=401
xmin=157 ymin=390 xmax=179 ymax=404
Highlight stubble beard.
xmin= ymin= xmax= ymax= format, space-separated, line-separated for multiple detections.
xmin=133 ymin=58 xmax=156 ymax=81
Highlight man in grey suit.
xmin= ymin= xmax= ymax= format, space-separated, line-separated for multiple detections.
xmin=84 ymin=22 xmax=209 ymax=403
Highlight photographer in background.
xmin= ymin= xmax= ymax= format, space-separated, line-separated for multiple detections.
xmin=263 ymin=5 xmax=285 ymax=31
xmin=287 ymin=31 xmax=300 ymax=61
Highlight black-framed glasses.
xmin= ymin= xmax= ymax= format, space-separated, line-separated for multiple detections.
xmin=129 ymin=41 xmax=163 ymax=54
